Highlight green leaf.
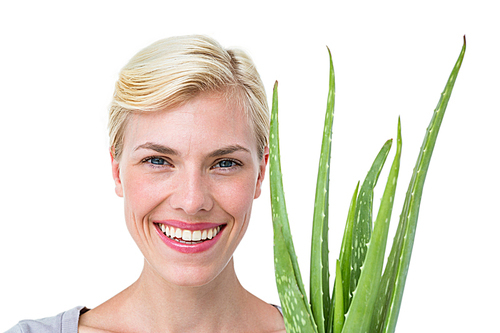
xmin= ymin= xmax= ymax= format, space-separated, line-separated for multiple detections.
xmin=342 ymin=120 xmax=402 ymax=333
xmin=274 ymin=223 xmax=319 ymax=333
xmin=339 ymin=182 xmax=359 ymax=312
xmin=333 ymin=260 xmax=345 ymax=333
xmin=328 ymin=182 xmax=360 ymax=333
xmin=370 ymin=37 xmax=466 ymax=333
xmin=310 ymin=47 xmax=335 ymax=333
xmin=270 ymin=82 xmax=318 ymax=333
xmin=348 ymin=139 xmax=392 ymax=309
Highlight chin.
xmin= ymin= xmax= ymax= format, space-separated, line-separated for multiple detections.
xmin=144 ymin=254 xmax=235 ymax=289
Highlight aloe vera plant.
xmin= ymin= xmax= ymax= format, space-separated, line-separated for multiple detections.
xmin=270 ymin=37 xmax=466 ymax=333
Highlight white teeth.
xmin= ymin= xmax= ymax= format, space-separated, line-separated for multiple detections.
xmin=192 ymin=230 xmax=202 ymax=241
xmin=182 ymin=230 xmax=192 ymax=241
xmin=159 ymin=224 xmax=222 ymax=243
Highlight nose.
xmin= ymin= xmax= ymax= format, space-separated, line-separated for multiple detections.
xmin=169 ymin=169 xmax=213 ymax=215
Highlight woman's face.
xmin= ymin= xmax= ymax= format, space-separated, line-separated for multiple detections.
xmin=112 ymin=92 xmax=268 ymax=287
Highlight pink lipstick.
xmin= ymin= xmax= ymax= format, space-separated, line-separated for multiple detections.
xmin=154 ymin=221 xmax=225 ymax=254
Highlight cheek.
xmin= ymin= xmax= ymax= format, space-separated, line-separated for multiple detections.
xmin=122 ymin=171 xmax=167 ymax=219
xmin=216 ymin=178 xmax=257 ymax=222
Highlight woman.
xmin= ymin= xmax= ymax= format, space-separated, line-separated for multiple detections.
xmin=7 ymin=35 xmax=285 ymax=333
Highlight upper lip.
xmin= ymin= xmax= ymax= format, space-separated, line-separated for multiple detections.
xmin=153 ymin=220 xmax=225 ymax=230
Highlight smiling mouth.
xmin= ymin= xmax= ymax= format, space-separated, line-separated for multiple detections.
xmin=156 ymin=223 xmax=224 ymax=245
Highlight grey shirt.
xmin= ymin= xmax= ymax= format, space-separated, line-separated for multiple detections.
xmin=5 ymin=306 xmax=86 ymax=333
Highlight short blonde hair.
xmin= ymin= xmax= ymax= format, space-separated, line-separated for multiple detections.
xmin=109 ymin=35 xmax=269 ymax=160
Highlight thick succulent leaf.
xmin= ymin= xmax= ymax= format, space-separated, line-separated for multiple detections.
xmin=327 ymin=182 xmax=360 ymax=333
xmin=333 ymin=260 xmax=345 ymax=333
xmin=310 ymin=47 xmax=335 ymax=333
xmin=270 ymin=82 xmax=318 ymax=333
xmin=274 ymin=223 xmax=319 ymax=333
xmin=342 ymin=120 xmax=402 ymax=333
xmin=339 ymin=182 xmax=359 ymax=312
xmin=370 ymin=37 xmax=466 ymax=333
xmin=348 ymin=139 xmax=392 ymax=306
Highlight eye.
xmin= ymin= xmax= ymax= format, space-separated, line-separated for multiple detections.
xmin=217 ymin=160 xmax=236 ymax=168
xmin=141 ymin=156 xmax=172 ymax=169
xmin=213 ymin=159 xmax=241 ymax=169
xmin=149 ymin=157 xmax=168 ymax=165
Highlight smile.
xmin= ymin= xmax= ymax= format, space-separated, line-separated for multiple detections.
xmin=156 ymin=223 xmax=222 ymax=244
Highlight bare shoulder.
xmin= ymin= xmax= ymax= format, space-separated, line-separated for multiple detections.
xmin=242 ymin=294 xmax=285 ymax=333
xmin=264 ymin=303 xmax=286 ymax=333
xmin=78 ymin=325 xmax=113 ymax=333
xmin=78 ymin=313 xmax=117 ymax=333
xmin=77 ymin=301 xmax=124 ymax=333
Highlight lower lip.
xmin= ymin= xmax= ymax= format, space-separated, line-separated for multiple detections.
xmin=154 ymin=224 xmax=224 ymax=254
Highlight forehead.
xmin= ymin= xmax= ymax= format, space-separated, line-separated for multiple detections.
xmin=122 ymin=92 xmax=256 ymax=153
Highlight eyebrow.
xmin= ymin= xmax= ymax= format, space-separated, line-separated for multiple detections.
xmin=134 ymin=142 xmax=179 ymax=155
xmin=207 ymin=145 xmax=251 ymax=158
xmin=134 ymin=142 xmax=250 ymax=157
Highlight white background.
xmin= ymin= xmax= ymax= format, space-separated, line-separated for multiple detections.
xmin=1 ymin=1 xmax=498 ymax=331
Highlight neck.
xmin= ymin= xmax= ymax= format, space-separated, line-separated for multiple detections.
xmin=120 ymin=257 xmax=249 ymax=332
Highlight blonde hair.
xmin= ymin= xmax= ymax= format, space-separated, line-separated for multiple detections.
xmin=109 ymin=35 xmax=269 ymax=160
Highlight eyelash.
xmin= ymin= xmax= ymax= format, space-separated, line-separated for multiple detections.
xmin=140 ymin=156 xmax=242 ymax=171
xmin=212 ymin=158 xmax=242 ymax=170
xmin=141 ymin=156 xmax=172 ymax=169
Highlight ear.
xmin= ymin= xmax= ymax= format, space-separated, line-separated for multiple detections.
xmin=111 ymin=149 xmax=124 ymax=197
xmin=254 ymin=146 xmax=269 ymax=199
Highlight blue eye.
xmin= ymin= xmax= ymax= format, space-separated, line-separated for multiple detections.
xmin=214 ymin=160 xmax=238 ymax=168
xmin=141 ymin=156 xmax=171 ymax=168
xmin=150 ymin=157 xmax=167 ymax=165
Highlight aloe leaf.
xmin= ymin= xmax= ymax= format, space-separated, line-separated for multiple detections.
xmin=333 ymin=260 xmax=345 ymax=333
xmin=339 ymin=182 xmax=359 ymax=312
xmin=370 ymin=37 xmax=466 ymax=333
xmin=274 ymin=223 xmax=318 ymax=333
xmin=270 ymin=82 xmax=318 ymax=333
xmin=328 ymin=181 xmax=359 ymax=333
xmin=342 ymin=120 xmax=402 ymax=333
xmin=310 ymin=47 xmax=335 ymax=333
xmin=348 ymin=139 xmax=392 ymax=308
